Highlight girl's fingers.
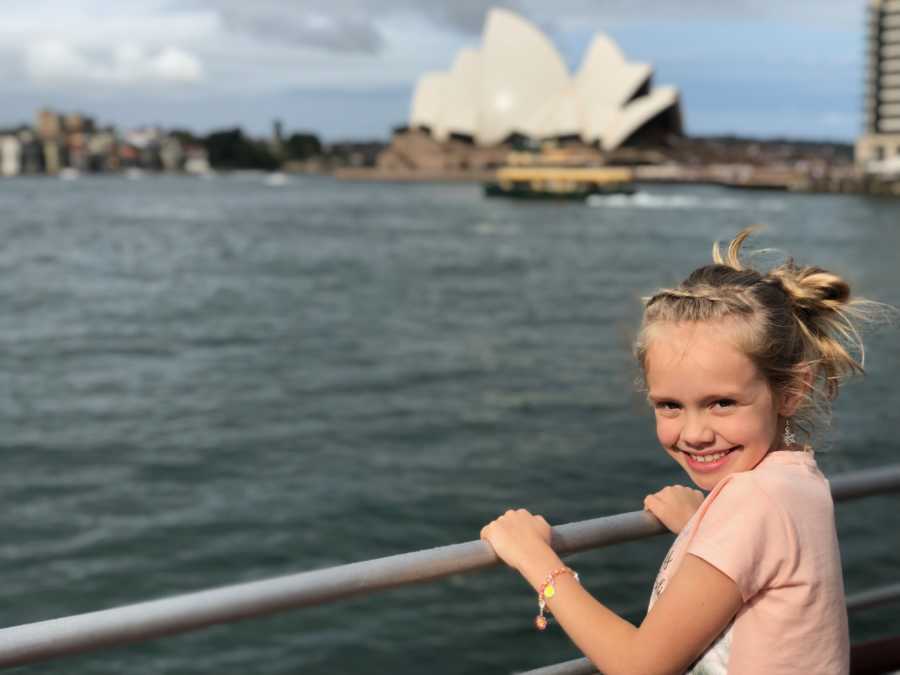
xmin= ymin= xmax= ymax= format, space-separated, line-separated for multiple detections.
xmin=481 ymin=509 xmax=552 ymax=544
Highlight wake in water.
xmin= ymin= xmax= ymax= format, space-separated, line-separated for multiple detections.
xmin=587 ymin=191 xmax=786 ymax=211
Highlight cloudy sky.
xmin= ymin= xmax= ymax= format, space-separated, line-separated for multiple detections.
xmin=0 ymin=1 xmax=866 ymax=142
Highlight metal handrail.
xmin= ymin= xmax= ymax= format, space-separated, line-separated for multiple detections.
xmin=846 ymin=582 xmax=900 ymax=612
xmin=0 ymin=464 xmax=898 ymax=669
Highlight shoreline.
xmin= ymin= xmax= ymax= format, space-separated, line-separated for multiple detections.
xmin=332 ymin=164 xmax=900 ymax=196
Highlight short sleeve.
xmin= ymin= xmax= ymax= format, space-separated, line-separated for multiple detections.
xmin=686 ymin=474 xmax=790 ymax=601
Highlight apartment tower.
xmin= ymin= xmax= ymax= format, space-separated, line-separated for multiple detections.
xmin=857 ymin=0 xmax=900 ymax=168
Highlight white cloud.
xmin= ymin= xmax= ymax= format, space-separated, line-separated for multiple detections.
xmin=147 ymin=47 xmax=204 ymax=82
xmin=3 ymin=1 xmax=864 ymax=94
xmin=25 ymin=39 xmax=204 ymax=86
xmin=181 ymin=0 xmax=860 ymax=53
xmin=0 ymin=6 xmax=219 ymax=49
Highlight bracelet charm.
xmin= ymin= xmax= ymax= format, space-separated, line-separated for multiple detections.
xmin=535 ymin=566 xmax=580 ymax=631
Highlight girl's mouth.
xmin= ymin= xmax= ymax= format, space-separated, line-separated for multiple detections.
xmin=683 ymin=446 xmax=740 ymax=472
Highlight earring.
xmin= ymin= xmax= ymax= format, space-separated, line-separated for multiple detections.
xmin=783 ymin=418 xmax=797 ymax=447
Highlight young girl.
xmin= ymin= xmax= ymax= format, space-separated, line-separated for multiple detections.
xmin=481 ymin=228 xmax=878 ymax=674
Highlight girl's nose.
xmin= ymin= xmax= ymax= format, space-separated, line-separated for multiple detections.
xmin=681 ymin=413 xmax=715 ymax=447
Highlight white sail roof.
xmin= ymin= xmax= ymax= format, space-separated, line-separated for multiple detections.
xmin=477 ymin=8 xmax=571 ymax=144
xmin=575 ymin=35 xmax=653 ymax=143
xmin=409 ymin=72 xmax=449 ymax=129
xmin=601 ymin=86 xmax=680 ymax=151
xmin=432 ymin=48 xmax=481 ymax=142
xmin=407 ymin=9 xmax=681 ymax=149
xmin=521 ymin=86 xmax=582 ymax=139
xmin=575 ymin=35 xmax=651 ymax=109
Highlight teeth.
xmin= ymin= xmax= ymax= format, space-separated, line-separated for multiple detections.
xmin=693 ymin=451 xmax=728 ymax=463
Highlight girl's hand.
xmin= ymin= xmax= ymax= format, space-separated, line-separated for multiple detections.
xmin=644 ymin=485 xmax=705 ymax=534
xmin=480 ymin=509 xmax=553 ymax=574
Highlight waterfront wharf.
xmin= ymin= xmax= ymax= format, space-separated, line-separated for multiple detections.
xmin=333 ymin=163 xmax=900 ymax=196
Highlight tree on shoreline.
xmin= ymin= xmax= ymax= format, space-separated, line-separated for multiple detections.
xmin=204 ymin=128 xmax=280 ymax=170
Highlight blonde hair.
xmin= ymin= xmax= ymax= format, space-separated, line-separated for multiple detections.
xmin=634 ymin=227 xmax=882 ymax=437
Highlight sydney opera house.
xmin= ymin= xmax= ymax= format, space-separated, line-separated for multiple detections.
xmin=407 ymin=9 xmax=682 ymax=151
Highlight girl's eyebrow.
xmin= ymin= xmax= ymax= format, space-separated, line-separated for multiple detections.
xmin=647 ymin=392 xmax=741 ymax=404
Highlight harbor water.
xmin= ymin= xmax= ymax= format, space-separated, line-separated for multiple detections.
xmin=0 ymin=175 xmax=898 ymax=674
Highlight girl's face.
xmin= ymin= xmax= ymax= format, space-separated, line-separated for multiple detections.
xmin=645 ymin=320 xmax=784 ymax=491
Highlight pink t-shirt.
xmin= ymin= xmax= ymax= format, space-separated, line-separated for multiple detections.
xmin=648 ymin=450 xmax=849 ymax=674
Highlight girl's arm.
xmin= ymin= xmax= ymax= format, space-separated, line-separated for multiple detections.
xmin=481 ymin=509 xmax=742 ymax=675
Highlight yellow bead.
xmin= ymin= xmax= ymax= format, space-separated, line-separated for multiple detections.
xmin=543 ymin=583 xmax=555 ymax=599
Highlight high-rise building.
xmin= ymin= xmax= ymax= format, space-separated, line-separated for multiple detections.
xmin=36 ymin=108 xmax=63 ymax=140
xmin=856 ymin=0 xmax=900 ymax=169
xmin=63 ymin=112 xmax=95 ymax=134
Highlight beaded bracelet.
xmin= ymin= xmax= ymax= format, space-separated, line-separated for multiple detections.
xmin=535 ymin=566 xmax=580 ymax=630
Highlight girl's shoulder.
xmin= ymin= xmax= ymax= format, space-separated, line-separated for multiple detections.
xmin=713 ymin=450 xmax=825 ymax=497
xmin=748 ymin=450 xmax=832 ymax=505
xmin=706 ymin=450 xmax=834 ymax=531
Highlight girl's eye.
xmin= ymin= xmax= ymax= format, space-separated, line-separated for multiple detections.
xmin=655 ymin=401 xmax=680 ymax=411
xmin=713 ymin=399 xmax=736 ymax=408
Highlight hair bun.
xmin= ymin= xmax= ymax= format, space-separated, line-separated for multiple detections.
xmin=768 ymin=265 xmax=851 ymax=313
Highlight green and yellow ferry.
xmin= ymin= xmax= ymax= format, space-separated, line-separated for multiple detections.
xmin=483 ymin=166 xmax=636 ymax=200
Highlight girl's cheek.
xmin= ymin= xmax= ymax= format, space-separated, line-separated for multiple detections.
xmin=656 ymin=418 xmax=679 ymax=447
xmin=715 ymin=418 xmax=743 ymax=441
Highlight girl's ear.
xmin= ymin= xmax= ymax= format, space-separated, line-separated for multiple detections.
xmin=778 ymin=364 xmax=814 ymax=417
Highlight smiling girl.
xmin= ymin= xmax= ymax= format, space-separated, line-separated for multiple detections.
xmin=481 ymin=228 xmax=882 ymax=674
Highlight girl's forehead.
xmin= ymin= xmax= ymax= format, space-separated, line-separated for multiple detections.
xmin=647 ymin=320 xmax=743 ymax=352
xmin=645 ymin=321 xmax=759 ymax=381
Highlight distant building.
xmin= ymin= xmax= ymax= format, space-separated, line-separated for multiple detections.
xmin=42 ymin=141 xmax=62 ymax=175
xmin=118 ymin=143 xmax=140 ymax=168
xmin=123 ymin=128 xmax=165 ymax=169
xmin=62 ymin=112 xmax=95 ymax=135
xmin=0 ymin=135 xmax=21 ymax=176
xmin=88 ymin=130 xmax=118 ymax=172
xmin=159 ymin=137 xmax=184 ymax=172
xmin=184 ymin=146 xmax=211 ymax=174
xmin=408 ymin=8 xmax=682 ymax=151
xmin=36 ymin=109 xmax=63 ymax=141
xmin=856 ymin=0 xmax=900 ymax=172
xmin=66 ymin=132 xmax=88 ymax=171
xmin=11 ymin=106 xmax=283 ymax=175
xmin=18 ymin=129 xmax=43 ymax=174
